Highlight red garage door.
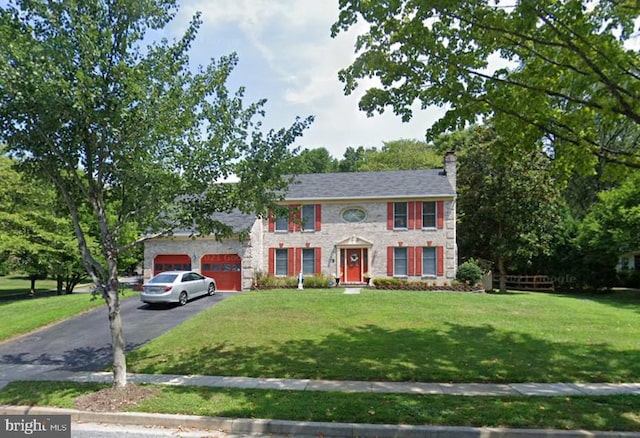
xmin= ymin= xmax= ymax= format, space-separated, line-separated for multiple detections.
xmin=201 ymin=254 xmax=242 ymax=291
xmin=153 ymin=255 xmax=191 ymax=275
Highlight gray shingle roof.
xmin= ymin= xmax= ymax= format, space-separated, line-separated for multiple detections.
xmin=171 ymin=209 xmax=256 ymax=236
xmin=209 ymin=210 xmax=256 ymax=232
xmin=283 ymin=169 xmax=455 ymax=201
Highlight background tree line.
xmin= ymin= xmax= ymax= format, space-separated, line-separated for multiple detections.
xmin=4 ymin=131 xmax=638 ymax=293
xmin=0 ymin=153 xmax=142 ymax=293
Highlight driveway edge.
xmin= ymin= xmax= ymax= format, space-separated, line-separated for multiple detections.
xmin=2 ymin=405 xmax=639 ymax=437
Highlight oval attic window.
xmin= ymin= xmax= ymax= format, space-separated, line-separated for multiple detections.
xmin=342 ymin=208 xmax=366 ymax=223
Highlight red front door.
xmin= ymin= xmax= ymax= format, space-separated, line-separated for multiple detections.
xmin=345 ymin=248 xmax=363 ymax=283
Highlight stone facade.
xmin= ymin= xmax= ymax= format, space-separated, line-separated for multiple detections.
xmin=262 ymin=199 xmax=457 ymax=282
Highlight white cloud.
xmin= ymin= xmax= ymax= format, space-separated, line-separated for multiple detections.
xmin=166 ymin=1 xmax=445 ymax=159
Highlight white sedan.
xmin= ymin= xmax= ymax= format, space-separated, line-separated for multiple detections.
xmin=141 ymin=271 xmax=216 ymax=306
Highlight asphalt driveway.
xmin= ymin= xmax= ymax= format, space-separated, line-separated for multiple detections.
xmin=0 ymin=291 xmax=234 ymax=371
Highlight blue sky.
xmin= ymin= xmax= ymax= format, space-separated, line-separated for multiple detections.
xmin=160 ymin=0 xmax=444 ymax=159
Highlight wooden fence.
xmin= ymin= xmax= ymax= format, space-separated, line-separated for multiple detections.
xmin=492 ymin=275 xmax=554 ymax=291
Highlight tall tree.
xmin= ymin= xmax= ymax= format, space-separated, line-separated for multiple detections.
xmin=357 ymin=139 xmax=442 ymax=171
xmin=338 ymin=146 xmax=367 ymax=172
xmin=292 ymin=147 xmax=338 ymax=174
xmin=578 ymin=172 xmax=640 ymax=277
xmin=455 ymin=127 xmax=563 ymax=292
xmin=332 ymin=0 xmax=640 ymax=172
xmin=0 ymin=0 xmax=312 ymax=386
xmin=0 ymin=154 xmax=88 ymax=294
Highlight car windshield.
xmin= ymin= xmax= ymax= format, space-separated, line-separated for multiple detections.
xmin=148 ymin=274 xmax=178 ymax=284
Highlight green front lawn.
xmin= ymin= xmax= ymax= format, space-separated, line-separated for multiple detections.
xmin=2 ymin=289 xmax=640 ymax=431
xmin=127 ymin=289 xmax=640 ymax=383
xmin=2 ymin=381 xmax=640 ymax=431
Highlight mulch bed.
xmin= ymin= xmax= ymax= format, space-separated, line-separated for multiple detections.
xmin=74 ymin=384 xmax=161 ymax=412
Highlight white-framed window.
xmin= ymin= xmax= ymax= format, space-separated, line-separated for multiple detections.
xmin=275 ymin=215 xmax=288 ymax=232
xmin=275 ymin=248 xmax=288 ymax=276
xmin=302 ymin=248 xmax=316 ymax=275
xmin=423 ymin=201 xmax=437 ymax=228
xmin=394 ymin=247 xmax=408 ymax=276
xmin=302 ymin=204 xmax=316 ymax=231
xmin=422 ymin=247 xmax=437 ymax=277
xmin=394 ymin=202 xmax=408 ymax=229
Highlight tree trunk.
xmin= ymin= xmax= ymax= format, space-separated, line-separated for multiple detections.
xmin=498 ymin=257 xmax=507 ymax=293
xmin=29 ymin=275 xmax=36 ymax=296
xmin=56 ymin=276 xmax=63 ymax=295
xmin=65 ymin=273 xmax=84 ymax=294
xmin=105 ymin=287 xmax=127 ymax=387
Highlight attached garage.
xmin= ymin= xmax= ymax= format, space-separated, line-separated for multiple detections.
xmin=144 ymin=210 xmax=258 ymax=290
xmin=153 ymin=254 xmax=191 ymax=275
xmin=201 ymin=254 xmax=242 ymax=291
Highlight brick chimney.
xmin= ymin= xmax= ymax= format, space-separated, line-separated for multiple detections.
xmin=444 ymin=151 xmax=456 ymax=192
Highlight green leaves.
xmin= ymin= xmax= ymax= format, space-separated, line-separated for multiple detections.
xmin=580 ymin=172 xmax=640 ymax=255
xmin=333 ymin=0 xmax=640 ymax=172
xmin=0 ymin=155 xmax=88 ymax=281
xmin=454 ymin=127 xmax=564 ymax=276
xmin=0 ymin=0 xmax=313 ymax=282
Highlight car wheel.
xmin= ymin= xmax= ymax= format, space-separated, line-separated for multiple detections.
xmin=207 ymin=283 xmax=216 ymax=296
xmin=178 ymin=291 xmax=188 ymax=306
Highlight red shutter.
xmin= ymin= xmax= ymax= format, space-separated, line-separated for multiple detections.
xmin=268 ymin=248 xmax=275 ymax=275
xmin=437 ymin=246 xmax=444 ymax=276
xmin=408 ymin=202 xmax=416 ymax=230
xmin=295 ymin=205 xmax=302 ymax=232
xmin=288 ymin=205 xmax=295 ymax=232
xmin=416 ymin=202 xmax=423 ymax=229
xmin=295 ymin=248 xmax=302 ymax=273
xmin=315 ymin=204 xmax=322 ymax=231
xmin=387 ymin=247 xmax=394 ymax=276
xmin=288 ymin=248 xmax=295 ymax=276
xmin=437 ymin=201 xmax=445 ymax=229
xmin=315 ymin=247 xmax=322 ymax=274
xmin=415 ymin=247 xmax=423 ymax=276
xmin=408 ymin=246 xmax=415 ymax=276
xmin=268 ymin=210 xmax=274 ymax=232
xmin=387 ymin=203 xmax=394 ymax=230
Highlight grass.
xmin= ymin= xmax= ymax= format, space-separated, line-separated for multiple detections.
xmin=1 ymin=381 xmax=639 ymax=431
xmin=0 ymin=274 xmax=92 ymax=297
xmin=127 ymin=288 xmax=640 ymax=383
xmin=1 ymin=288 xmax=639 ymax=430
xmin=0 ymin=275 xmax=59 ymax=296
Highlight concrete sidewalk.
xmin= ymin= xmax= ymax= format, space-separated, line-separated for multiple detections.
xmin=53 ymin=370 xmax=640 ymax=397
xmin=1 ymin=364 xmax=640 ymax=437
xmin=1 ymin=363 xmax=639 ymax=397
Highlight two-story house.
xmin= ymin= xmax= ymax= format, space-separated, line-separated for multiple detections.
xmin=143 ymin=153 xmax=457 ymax=290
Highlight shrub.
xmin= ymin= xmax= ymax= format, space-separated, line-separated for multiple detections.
xmin=254 ymin=273 xmax=332 ymax=289
xmin=456 ymin=259 xmax=483 ymax=285
xmin=302 ymin=273 xmax=332 ymax=288
xmin=618 ymin=270 xmax=640 ymax=288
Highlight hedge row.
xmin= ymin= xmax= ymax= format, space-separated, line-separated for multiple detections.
xmin=253 ymin=275 xmax=483 ymax=292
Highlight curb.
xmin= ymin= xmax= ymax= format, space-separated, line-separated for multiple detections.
xmin=2 ymin=405 xmax=640 ymax=438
